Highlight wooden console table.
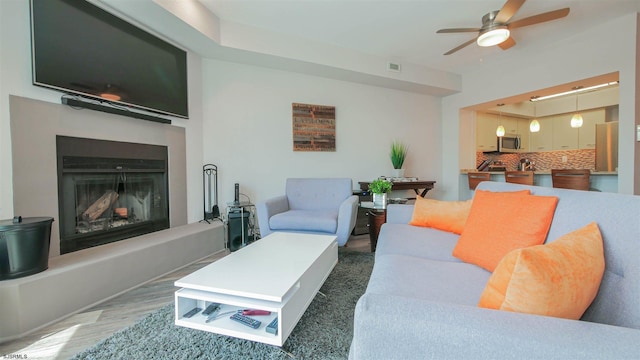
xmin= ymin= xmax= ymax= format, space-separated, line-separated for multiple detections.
xmin=358 ymin=180 xmax=436 ymax=198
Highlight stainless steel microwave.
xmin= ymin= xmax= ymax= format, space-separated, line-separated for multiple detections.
xmin=498 ymin=135 xmax=521 ymax=153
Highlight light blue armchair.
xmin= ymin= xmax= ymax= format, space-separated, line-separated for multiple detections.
xmin=256 ymin=178 xmax=359 ymax=246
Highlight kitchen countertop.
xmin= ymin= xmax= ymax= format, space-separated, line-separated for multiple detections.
xmin=460 ymin=169 xmax=618 ymax=175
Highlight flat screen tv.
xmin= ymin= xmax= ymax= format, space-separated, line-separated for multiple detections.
xmin=30 ymin=0 xmax=188 ymax=119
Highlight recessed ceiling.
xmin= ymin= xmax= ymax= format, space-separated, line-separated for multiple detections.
xmin=468 ymin=72 xmax=619 ymax=114
xmin=199 ymin=0 xmax=640 ymax=74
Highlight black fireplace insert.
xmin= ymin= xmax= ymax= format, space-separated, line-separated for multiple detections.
xmin=56 ymin=136 xmax=169 ymax=254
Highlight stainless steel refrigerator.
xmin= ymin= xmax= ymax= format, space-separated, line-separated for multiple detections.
xmin=595 ymin=121 xmax=618 ymax=172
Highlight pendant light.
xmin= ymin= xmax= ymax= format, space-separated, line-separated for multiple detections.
xmin=529 ymin=100 xmax=540 ymax=133
xmin=529 ymin=119 xmax=540 ymax=132
xmin=496 ymin=106 xmax=505 ymax=137
xmin=570 ymin=94 xmax=583 ymax=128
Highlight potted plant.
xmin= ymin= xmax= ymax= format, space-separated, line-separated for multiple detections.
xmin=369 ymin=178 xmax=392 ymax=208
xmin=390 ymin=140 xmax=408 ymax=178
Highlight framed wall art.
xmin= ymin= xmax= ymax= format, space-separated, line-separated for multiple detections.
xmin=292 ymin=103 xmax=336 ymax=151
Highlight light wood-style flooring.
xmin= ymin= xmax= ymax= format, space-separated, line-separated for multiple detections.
xmin=0 ymin=234 xmax=371 ymax=360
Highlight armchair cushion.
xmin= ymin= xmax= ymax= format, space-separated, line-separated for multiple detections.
xmin=269 ymin=209 xmax=338 ymax=233
xmin=286 ymin=178 xmax=353 ymax=210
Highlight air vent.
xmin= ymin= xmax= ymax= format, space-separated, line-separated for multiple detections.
xmin=387 ymin=62 xmax=401 ymax=72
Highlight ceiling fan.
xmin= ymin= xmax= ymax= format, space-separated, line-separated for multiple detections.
xmin=436 ymin=0 xmax=569 ymax=55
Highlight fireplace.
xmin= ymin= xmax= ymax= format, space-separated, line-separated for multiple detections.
xmin=56 ymin=136 xmax=170 ymax=254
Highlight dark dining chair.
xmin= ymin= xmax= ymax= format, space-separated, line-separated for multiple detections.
xmin=468 ymin=172 xmax=491 ymax=190
xmin=551 ymin=169 xmax=591 ymax=191
xmin=504 ymin=171 xmax=534 ymax=186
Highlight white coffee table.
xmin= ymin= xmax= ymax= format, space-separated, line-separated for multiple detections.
xmin=174 ymin=232 xmax=338 ymax=346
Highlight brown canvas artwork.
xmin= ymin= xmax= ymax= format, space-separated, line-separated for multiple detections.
xmin=292 ymin=103 xmax=336 ymax=151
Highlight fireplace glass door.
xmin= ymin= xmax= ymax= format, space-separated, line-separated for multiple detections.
xmin=58 ymin=156 xmax=169 ymax=254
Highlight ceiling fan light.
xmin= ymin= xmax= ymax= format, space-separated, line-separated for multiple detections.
xmin=477 ymin=27 xmax=510 ymax=47
xmin=571 ymin=113 xmax=583 ymax=128
xmin=529 ymin=119 xmax=540 ymax=133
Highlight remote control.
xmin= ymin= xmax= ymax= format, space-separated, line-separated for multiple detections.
xmin=183 ymin=307 xmax=202 ymax=318
xmin=266 ymin=317 xmax=278 ymax=335
xmin=230 ymin=313 xmax=261 ymax=329
xmin=242 ymin=309 xmax=271 ymax=316
xmin=202 ymin=303 xmax=220 ymax=316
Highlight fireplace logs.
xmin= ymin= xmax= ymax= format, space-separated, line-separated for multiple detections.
xmin=82 ymin=190 xmax=119 ymax=221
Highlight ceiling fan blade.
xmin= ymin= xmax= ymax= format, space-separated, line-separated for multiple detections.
xmin=508 ymin=8 xmax=570 ymax=29
xmin=444 ymin=38 xmax=477 ymax=55
xmin=495 ymin=0 xmax=526 ymax=24
xmin=498 ymin=36 xmax=516 ymax=50
xmin=437 ymin=28 xmax=480 ymax=34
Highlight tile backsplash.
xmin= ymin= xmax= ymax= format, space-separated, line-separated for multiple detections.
xmin=476 ymin=149 xmax=596 ymax=171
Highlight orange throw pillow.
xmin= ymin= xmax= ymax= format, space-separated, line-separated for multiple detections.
xmin=409 ymin=197 xmax=473 ymax=234
xmin=478 ymin=222 xmax=605 ymax=320
xmin=452 ymin=190 xmax=557 ymax=272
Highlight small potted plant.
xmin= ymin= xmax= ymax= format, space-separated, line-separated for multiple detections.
xmin=369 ymin=178 xmax=392 ymax=208
xmin=390 ymin=140 xmax=408 ymax=178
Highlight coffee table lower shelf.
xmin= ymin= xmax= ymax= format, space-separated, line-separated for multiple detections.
xmin=175 ymin=288 xmax=284 ymax=345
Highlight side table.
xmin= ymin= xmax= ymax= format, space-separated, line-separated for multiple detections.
xmin=367 ymin=209 xmax=386 ymax=252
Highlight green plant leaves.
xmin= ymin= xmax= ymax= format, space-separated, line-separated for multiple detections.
xmin=390 ymin=141 xmax=408 ymax=169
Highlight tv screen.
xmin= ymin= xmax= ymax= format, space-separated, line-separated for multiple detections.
xmin=30 ymin=0 xmax=188 ymax=119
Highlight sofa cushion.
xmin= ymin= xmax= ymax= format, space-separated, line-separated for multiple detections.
xmin=366 ymin=254 xmax=491 ymax=306
xmin=375 ymin=224 xmax=461 ymax=262
xmin=453 ymin=190 xmax=558 ymax=272
xmin=269 ymin=209 xmax=338 ymax=233
xmin=409 ymin=197 xmax=472 ymax=234
xmin=478 ymin=222 xmax=605 ymax=320
xmin=474 ymin=182 xmax=640 ymax=330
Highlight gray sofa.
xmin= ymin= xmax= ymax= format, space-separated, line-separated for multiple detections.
xmin=350 ymin=181 xmax=640 ymax=359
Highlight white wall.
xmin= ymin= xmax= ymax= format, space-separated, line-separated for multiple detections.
xmin=0 ymin=0 xmax=442 ymax=226
xmin=0 ymin=0 xmax=204 ymax=223
xmin=442 ymin=13 xmax=638 ymax=199
xmin=202 ymin=59 xmax=442 ymax=207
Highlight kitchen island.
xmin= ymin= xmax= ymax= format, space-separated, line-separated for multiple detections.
xmin=459 ymin=170 xmax=618 ymax=200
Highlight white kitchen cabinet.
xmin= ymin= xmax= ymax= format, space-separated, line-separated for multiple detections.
xmin=477 ymin=113 xmax=530 ymax=152
xmin=501 ymin=116 xmax=530 ymax=152
xmin=552 ymin=114 xmax=579 ymax=150
xmin=529 ymin=118 xmax=553 ymax=151
xmin=501 ymin=117 xmax=519 ymax=136
xmin=517 ymin=118 xmax=530 ymax=152
xmin=476 ymin=113 xmax=498 ymax=152
xmin=578 ymin=109 xmax=605 ymax=149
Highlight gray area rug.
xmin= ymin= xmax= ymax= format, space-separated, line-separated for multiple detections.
xmin=72 ymin=249 xmax=374 ymax=360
